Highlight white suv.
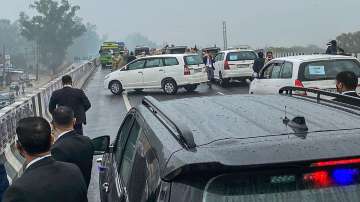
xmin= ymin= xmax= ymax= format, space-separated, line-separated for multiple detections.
xmin=104 ymin=54 xmax=208 ymax=95
xmin=214 ymin=49 xmax=257 ymax=86
xmin=249 ymin=55 xmax=360 ymax=94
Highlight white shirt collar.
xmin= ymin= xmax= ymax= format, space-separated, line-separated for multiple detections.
xmin=26 ymin=154 xmax=51 ymax=170
xmin=55 ymin=130 xmax=73 ymax=142
xmin=63 ymin=85 xmax=72 ymax=88
xmin=342 ymin=90 xmax=356 ymax=95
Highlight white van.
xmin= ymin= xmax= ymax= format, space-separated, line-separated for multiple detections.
xmin=104 ymin=54 xmax=208 ymax=95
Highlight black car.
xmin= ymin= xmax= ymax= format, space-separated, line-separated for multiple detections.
xmin=93 ymin=88 xmax=360 ymax=202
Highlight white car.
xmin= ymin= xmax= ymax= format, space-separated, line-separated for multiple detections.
xmin=214 ymin=49 xmax=257 ymax=86
xmin=104 ymin=54 xmax=208 ymax=95
xmin=249 ymin=55 xmax=360 ymax=94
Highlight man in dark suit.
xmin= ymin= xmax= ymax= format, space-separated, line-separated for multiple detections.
xmin=49 ymin=75 xmax=91 ymax=135
xmin=2 ymin=117 xmax=88 ymax=202
xmin=51 ymin=106 xmax=94 ymax=188
xmin=0 ymin=163 xmax=9 ymax=202
xmin=334 ymin=71 xmax=360 ymax=106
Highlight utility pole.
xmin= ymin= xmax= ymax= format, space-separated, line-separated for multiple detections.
xmin=35 ymin=40 xmax=39 ymax=81
xmin=222 ymin=21 xmax=228 ymax=50
xmin=2 ymin=45 xmax=5 ymax=87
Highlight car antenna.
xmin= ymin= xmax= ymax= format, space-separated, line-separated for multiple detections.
xmin=282 ymin=106 xmax=290 ymax=125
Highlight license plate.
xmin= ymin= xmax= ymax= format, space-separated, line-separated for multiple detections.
xmin=237 ymin=64 xmax=248 ymax=68
xmin=193 ymin=68 xmax=202 ymax=73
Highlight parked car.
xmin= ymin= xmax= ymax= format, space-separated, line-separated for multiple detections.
xmin=214 ymin=49 xmax=257 ymax=86
xmin=93 ymin=91 xmax=360 ymax=202
xmin=249 ymin=54 xmax=360 ymax=94
xmin=104 ymin=54 xmax=208 ymax=95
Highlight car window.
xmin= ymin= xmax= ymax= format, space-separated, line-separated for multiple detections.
xmin=227 ymin=51 xmax=257 ymax=61
xmin=184 ymin=55 xmax=203 ymax=65
xmin=262 ymin=63 xmax=282 ymax=79
xmin=119 ymin=120 xmax=141 ymax=185
xmin=114 ymin=115 xmax=134 ymax=166
xmin=145 ymin=58 xmax=163 ymax=68
xmin=299 ymin=59 xmax=360 ymax=81
xmin=281 ymin=62 xmax=293 ymax=79
xmin=215 ymin=54 xmax=221 ymax=62
xmin=127 ymin=59 xmax=146 ymax=70
xmin=164 ymin=57 xmax=179 ymax=66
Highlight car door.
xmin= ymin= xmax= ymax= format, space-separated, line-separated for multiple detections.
xmin=216 ymin=53 xmax=225 ymax=77
xmin=117 ymin=120 xmax=142 ymax=202
xmin=142 ymin=58 xmax=165 ymax=88
xmin=250 ymin=61 xmax=284 ymax=94
xmin=214 ymin=53 xmax=222 ymax=79
xmin=103 ymin=114 xmax=134 ymax=202
xmin=121 ymin=59 xmax=146 ymax=89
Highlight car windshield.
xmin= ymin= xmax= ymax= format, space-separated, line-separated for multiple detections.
xmin=202 ymin=168 xmax=360 ymax=202
xmin=184 ymin=55 xmax=202 ymax=65
xmin=227 ymin=51 xmax=257 ymax=61
xmin=299 ymin=59 xmax=360 ymax=81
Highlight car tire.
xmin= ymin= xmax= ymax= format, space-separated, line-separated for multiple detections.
xmin=162 ymin=79 xmax=178 ymax=95
xmin=109 ymin=81 xmax=123 ymax=95
xmin=184 ymin=84 xmax=198 ymax=92
xmin=219 ymin=72 xmax=229 ymax=87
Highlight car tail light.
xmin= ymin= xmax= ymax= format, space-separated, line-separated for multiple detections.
xmin=295 ymin=79 xmax=304 ymax=87
xmin=224 ymin=60 xmax=230 ymax=70
xmin=311 ymin=158 xmax=360 ymax=167
xmin=184 ymin=65 xmax=191 ymax=75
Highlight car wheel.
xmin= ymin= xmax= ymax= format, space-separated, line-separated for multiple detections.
xmin=219 ymin=72 xmax=229 ymax=87
xmin=184 ymin=84 xmax=198 ymax=92
xmin=162 ymin=79 xmax=178 ymax=95
xmin=109 ymin=81 xmax=123 ymax=95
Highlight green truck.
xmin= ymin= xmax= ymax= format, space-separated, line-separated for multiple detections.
xmin=99 ymin=42 xmax=125 ymax=68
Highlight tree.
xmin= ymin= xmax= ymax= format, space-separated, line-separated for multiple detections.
xmin=337 ymin=31 xmax=360 ymax=53
xmin=19 ymin=0 xmax=86 ymax=73
xmin=67 ymin=23 xmax=102 ymax=60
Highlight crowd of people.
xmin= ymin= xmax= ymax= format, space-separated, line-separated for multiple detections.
xmin=1 ymin=75 xmax=93 ymax=202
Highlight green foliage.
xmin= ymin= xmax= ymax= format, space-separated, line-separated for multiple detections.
xmin=19 ymin=0 xmax=86 ymax=72
xmin=336 ymin=31 xmax=360 ymax=53
xmin=67 ymin=23 xmax=102 ymax=59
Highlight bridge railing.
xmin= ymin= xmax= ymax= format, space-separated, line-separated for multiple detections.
xmin=0 ymin=58 xmax=99 ymax=183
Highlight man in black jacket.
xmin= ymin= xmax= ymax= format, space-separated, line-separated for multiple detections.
xmin=2 ymin=117 xmax=88 ymax=202
xmin=51 ymin=106 xmax=94 ymax=188
xmin=49 ymin=75 xmax=91 ymax=135
xmin=253 ymin=52 xmax=266 ymax=74
xmin=0 ymin=163 xmax=9 ymax=202
xmin=334 ymin=71 xmax=360 ymax=106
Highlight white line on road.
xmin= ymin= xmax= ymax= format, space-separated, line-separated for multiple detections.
xmin=122 ymin=91 xmax=132 ymax=111
xmin=217 ymin=92 xmax=225 ymax=96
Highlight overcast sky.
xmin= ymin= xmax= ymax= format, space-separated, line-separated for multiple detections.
xmin=2 ymin=0 xmax=360 ymax=48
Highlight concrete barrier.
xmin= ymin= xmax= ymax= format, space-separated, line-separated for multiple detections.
xmin=0 ymin=58 xmax=98 ymax=182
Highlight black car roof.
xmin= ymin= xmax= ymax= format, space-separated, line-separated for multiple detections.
xmin=138 ymin=94 xmax=360 ymax=180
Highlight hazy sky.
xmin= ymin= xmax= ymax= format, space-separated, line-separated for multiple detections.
xmin=2 ymin=0 xmax=360 ymax=48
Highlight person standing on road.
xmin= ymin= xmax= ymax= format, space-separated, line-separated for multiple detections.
xmin=266 ymin=51 xmax=274 ymax=63
xmin=49 ymin=75 xmax=91 ymax=135
xmin=326 ymin=40 xmax=338 ymax=55
xmin=252 ymin=52 xmax=266 ymax=74
xmin=203 ymin=51 xmax=215 ymax=89
xmin=334 ymin=71 xmax=360 ymax=106
xmin=2 ymin=117 xmax=88 ymax=202
xmin=51 ymin=106 xmax=94 ymax=189
xmin=0 ymin=163 xmax=9 ymax=202
xmin=127 ymin=51 xmax=136 ymax=63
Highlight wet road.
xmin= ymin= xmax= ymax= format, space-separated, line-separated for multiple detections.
xmin=83 ymin=66 xmax=249 ymax=202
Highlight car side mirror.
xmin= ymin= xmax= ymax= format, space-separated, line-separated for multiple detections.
xmin=92 ymin=136 xmax=110 ymax=155
xmin=252 ymin=72 xmax=260 ymax=79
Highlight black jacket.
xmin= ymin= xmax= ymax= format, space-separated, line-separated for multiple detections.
xmin=253 ymin=57 xmax=266 ymax=73
xmin=2 ymin=157 xmax=88 ymax=202
xmin=0 ymin=164 xmax=9 ymax=202
xmin=51 ymin=130 xmax=94 ymax=188
xmin=49 ymin=87 xmax=91 ymax=124
xmin=334 ymin=92 xmax=360 ymax=106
